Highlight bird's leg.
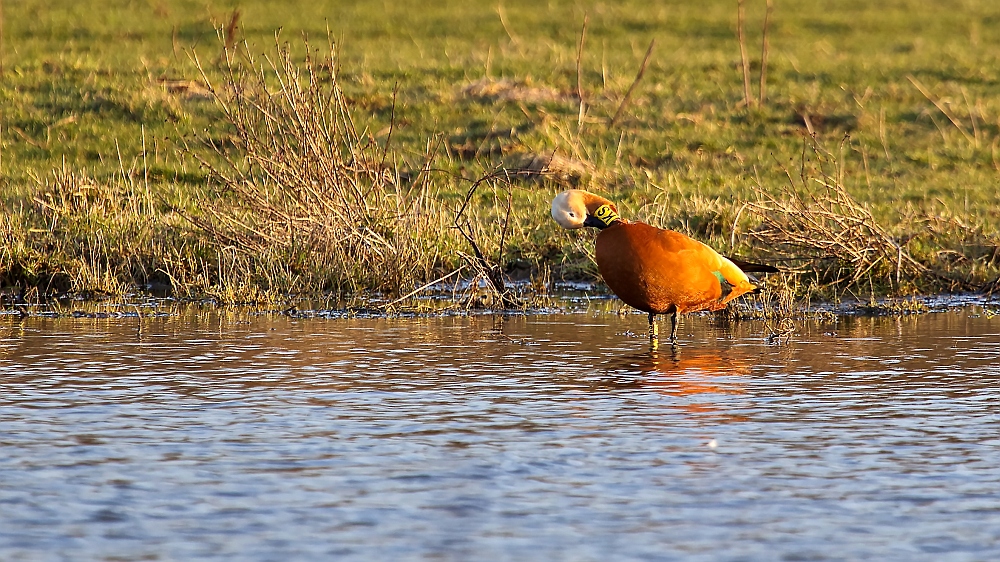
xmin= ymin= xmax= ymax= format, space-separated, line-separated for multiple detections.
xmin=648 ymin=312 xmax=659 ymax=350
xmin=669 ymin=312 xmax=679 ymax=345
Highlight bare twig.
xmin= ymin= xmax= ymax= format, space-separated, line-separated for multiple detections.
xmin=383 ymin=265 xmax=467 ymax=308
xmin=758 ymin=0 xmax=773 ymax=109
xmin=452 ymin=168 xmax=522 ymax=308
xmin=801 ymin=112 xmax=815 ymax=136
xmin=11 ymin=126 xmax=46 ymax=149
xmin=609 ymin=39 xmax=655 ymax=127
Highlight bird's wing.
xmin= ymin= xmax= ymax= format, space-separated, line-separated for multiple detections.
xmin=653 ymin=230 xmax=751 ymax=286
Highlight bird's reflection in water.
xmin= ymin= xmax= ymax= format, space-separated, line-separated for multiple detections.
xmin=597 ymin=347 xmax=752 ymax=418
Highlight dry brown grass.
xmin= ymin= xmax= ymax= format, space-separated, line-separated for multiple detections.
xmin=186 ymin=34 xmax=452 ymax=299
xmin=1 ymin=164 xmax=203 ymax=298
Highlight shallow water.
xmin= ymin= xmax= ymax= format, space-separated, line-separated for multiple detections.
xmin=2 ymin=307 xmax=999 ymax=561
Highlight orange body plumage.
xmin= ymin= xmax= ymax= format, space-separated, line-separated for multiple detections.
xmin=595 ymin=222 xmax=758 ymax=315
xmin=551 ymin=189 xmax=775 ymax=343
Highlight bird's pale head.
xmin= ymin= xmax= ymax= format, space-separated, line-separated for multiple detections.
xmin=551 ymin=190 xmax=621 ymax=230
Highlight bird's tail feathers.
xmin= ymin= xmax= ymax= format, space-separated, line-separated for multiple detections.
xmin=728 ymin=258 xmax=779 ymax=274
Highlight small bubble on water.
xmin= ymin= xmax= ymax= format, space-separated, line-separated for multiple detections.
xmin=707 ymin=439 xmax=718 ymax=449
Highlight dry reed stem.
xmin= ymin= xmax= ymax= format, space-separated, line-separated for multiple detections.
xmin=907 ymin=75 xmax=976 ymax=146
xmin=575 ymin=14 xmax=589 ymax=129
xmin=758 ymin=0 xmax=773 ymax=109
xmin=0 ymin=0 xmax=5 ymax=79
xmin=497 ymin=3 xmax=520 ymax=47
xmin=737 ymin=0 xmax=752 ymax=109
xmin=609 ymin=39 xmax=655 ymax=127
xmin=961 ymin=87 xmax=981 ymax=147
xmin=382 ymin=265 xmax=466 ymax=310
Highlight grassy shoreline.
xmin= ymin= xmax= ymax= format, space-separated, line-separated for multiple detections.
xmin=3 ymin=1 xmax=1000 ymax=307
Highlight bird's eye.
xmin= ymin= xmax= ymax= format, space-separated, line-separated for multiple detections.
xmin=568 ymin=212 xmax=576 ymax=218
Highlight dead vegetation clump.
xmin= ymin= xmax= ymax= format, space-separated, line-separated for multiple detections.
xmin=744 ymin=145 xmax=987 ymax=296
xmin=747 ymin=176 xmax=928 ymax=292
xmin=156 ymin=78 xmax=213 ymax=101
xmin=502 ymin=151 xmax=597 ymax=186
xmin=462 ymin=78 xmax=567 ymax=105
xmin=910 ymin=214 xmax=1000 ymax=293
xmin=448 ymin=124 xmax=527 ymax=160
xmin=186 ymin=36 xmax=451 ymax=299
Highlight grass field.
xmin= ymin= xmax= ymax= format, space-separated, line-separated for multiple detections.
xmin=3 ymin=0 xmax=1000 ymax=305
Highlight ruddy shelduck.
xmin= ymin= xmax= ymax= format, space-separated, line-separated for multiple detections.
xmin=551 ymin=189 xmax=776 ymax=344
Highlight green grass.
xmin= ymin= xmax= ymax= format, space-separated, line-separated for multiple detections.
xmin=3 ymin=0 xmax=1000 ymax=302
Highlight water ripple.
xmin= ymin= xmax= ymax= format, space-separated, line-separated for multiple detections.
xmin=1 ymin=311 xmax=999 ymax=560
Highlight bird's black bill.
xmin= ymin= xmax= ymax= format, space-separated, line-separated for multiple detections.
xmin=584 ymin=215 xmax=613 ymax=229
xmin=583 ymin=215 xmax=621 ymax=230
